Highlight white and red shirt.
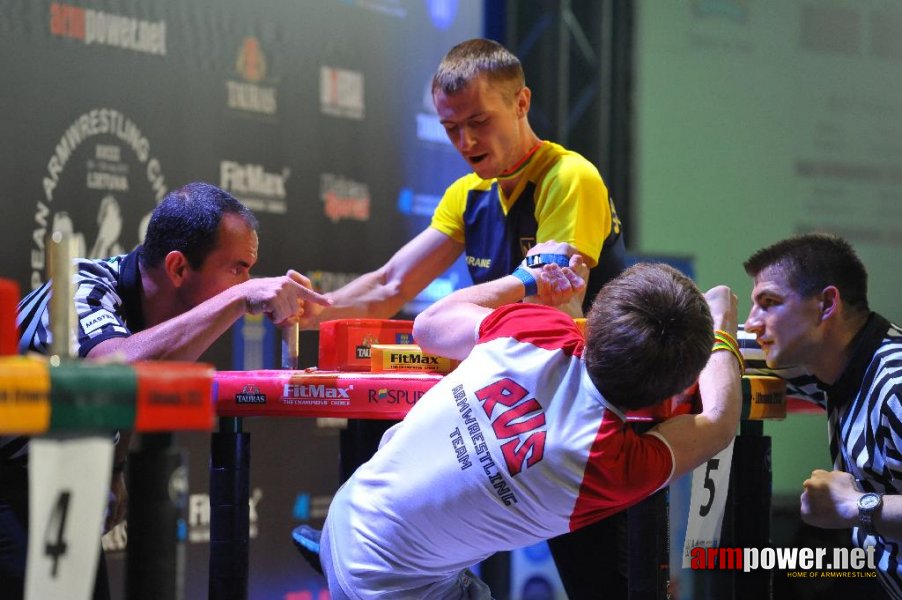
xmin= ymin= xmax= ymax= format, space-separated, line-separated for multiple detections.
xmin=325 ymin=303 xmax=674 ymax=598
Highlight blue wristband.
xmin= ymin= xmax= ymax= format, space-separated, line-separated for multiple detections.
xmin=523 ymin=253 xmax=570 ymax=269
xmin=512 ymin=266 xmax=538 ymax=296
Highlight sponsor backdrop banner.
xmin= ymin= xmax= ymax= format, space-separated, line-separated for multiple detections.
xmin=1 ymin=1 xmax=480 ymax=598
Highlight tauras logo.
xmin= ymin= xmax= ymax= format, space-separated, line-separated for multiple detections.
xmin=236 ymin=384 xmax=266 ymax=404
xmin=226 ymin=37 xmax=277 ymax=116
xmin=282 ymin=384 xmax=352 ymax=399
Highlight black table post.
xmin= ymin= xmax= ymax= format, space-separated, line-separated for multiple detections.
xmin=209 ymin=417 xmax=250 ymax=600
xmin=127 ymin=432 xmax=186 ymax=600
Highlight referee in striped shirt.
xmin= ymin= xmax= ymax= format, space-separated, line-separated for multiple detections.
xmin=743 ymin=232 xmax=902 ymax=598
xmin=2 ymin=182 xmax=330 ymax=599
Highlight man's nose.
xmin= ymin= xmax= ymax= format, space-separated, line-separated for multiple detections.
xmin=744 ymin=307 xmax=762 ymax=334
xmin=458 ymin=127 xmax=475 ymax=150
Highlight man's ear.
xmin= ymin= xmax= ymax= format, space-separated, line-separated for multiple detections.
xmin=819 ymin=286 xmax=840 ymax=321
xmin=516 ymin=85 xmax=531 ymax=118
xmin=164 ymin=250 xmax=190 ymax=287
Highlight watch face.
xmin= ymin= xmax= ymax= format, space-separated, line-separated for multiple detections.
xmin=860 ymin=493 xmax=881 ymax=510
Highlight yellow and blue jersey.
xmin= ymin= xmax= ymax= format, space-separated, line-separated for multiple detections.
xmin=430 ymin=141 xmax=624 ymax=310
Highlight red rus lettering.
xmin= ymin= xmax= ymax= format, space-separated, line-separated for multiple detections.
xmin=475 ymin=377 xmax=528 ymax=418
xmin=501 ymin=431 xmax=546 ymax=476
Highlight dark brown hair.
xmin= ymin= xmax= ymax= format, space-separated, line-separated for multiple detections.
xmin=584 ymin=263 xmax=713 ymax=410
xmin=743 ymin=232 xmax=869 ymax=315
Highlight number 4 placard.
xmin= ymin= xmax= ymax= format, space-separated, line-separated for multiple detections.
xmin=681 ymin=438 xmax=734 ymax=568
xmin=26 ymin=435 xmax=114 ymax=600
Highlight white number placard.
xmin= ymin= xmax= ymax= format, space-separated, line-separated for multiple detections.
xmin=26 ymin=435 xmax=113 ymax=600
xmin=681 ymin=438 xmax=734 ymax=568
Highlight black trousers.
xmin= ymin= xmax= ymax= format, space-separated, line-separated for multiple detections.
xmin=338 ymin=419 xmax=396 ymax=483
xmin=547 ymin=514 xmax=629 ymax=600
xmin=0 ymin=462 xmax=110 ymax=600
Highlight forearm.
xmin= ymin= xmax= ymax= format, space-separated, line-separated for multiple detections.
xmin=801 ymin=470 xmax=902 ymax=540
xmin=695 ymin=351 xmax=742 ymax=448
xmin=314 ymin=271 xmax=411 ymax=324
xmin=694 ymin=292 xmax=742 ymax=451
xmin=873 ymin=495 xmax=902 ymax=540
xmin=414 ymin=275 xmax=526 ymax=360
xmin=652 ymin=285 xmax=741 ymax=478
xmin=87 ymin=287 xmax=247 ymax=361
xmin=301 ymin=229 xmax=463 ymax=330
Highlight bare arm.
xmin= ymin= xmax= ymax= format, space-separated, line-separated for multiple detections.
xmin=87 ymin=272 xmax=331 ymax=362
xmin=414 ymin=262 xmax=584 ymax=360
xmin=650 ymin=286 xmax=742 ymax=479
xmin=299 ymin=228 xmax=464 ymax=329
xmin=801 ymin=469 xmax=902 ymax=540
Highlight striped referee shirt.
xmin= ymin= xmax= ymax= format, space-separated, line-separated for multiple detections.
xmin=0 ymin=249 xmax=143 ymax=464
xmin=741 ymin=315 xmax=902 ymax=598
xmin=825 ymin=314 xmax=902 ymax=598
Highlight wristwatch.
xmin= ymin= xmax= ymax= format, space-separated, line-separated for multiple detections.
xmin=857 ymin=492 xmax=883 ymax=536
xmin=523 ymin=253 xmax=570 ymax=269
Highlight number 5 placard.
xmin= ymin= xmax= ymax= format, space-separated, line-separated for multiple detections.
xmin=26 ymin=435 xmax=114 ymax=600
xmin=682 ymin=438 xmax=734 ymax=568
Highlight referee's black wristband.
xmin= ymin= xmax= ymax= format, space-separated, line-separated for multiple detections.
xmin=523 ymin=253 xmax=570 ymax=269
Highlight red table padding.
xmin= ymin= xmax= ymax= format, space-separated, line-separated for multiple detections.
xmin=133 ymin=361 xmax=215 ymax=431
xmin=214 ymin=369 xmax=443 ymax=419
xmin=214 ymin=369 xmax=697 ymax=422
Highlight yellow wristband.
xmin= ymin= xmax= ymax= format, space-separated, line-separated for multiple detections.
xmin=712 ymin=342 xmax=744 ymax=373
xmin=714 ymin=329 xmax=738 ymax=349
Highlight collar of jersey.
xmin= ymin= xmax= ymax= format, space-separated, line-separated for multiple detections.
xmin=496 ymin=141 xmax=544 ymax=181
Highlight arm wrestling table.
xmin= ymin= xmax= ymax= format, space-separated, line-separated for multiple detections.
xmin=208 ymin=347 xmax=792 ymax=600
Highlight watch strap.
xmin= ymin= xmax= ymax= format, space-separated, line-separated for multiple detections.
xmin=523 ymin=253 xmax=570 ymax=269
xmin=858 ymin=492 xmax=883 ymax=536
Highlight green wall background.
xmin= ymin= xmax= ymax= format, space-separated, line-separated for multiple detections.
xmin=634 ymin=0 xmax=901 ymax=495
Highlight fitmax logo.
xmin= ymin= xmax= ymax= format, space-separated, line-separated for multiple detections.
xmin=283 ymin=384 xmax=352 ymax=399
xmin=390 ymin=354 xmax=439 ymax=365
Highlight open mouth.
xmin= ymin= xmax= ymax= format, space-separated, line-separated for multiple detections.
xmin=469 ymin=154 xmax=487 ymax=165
